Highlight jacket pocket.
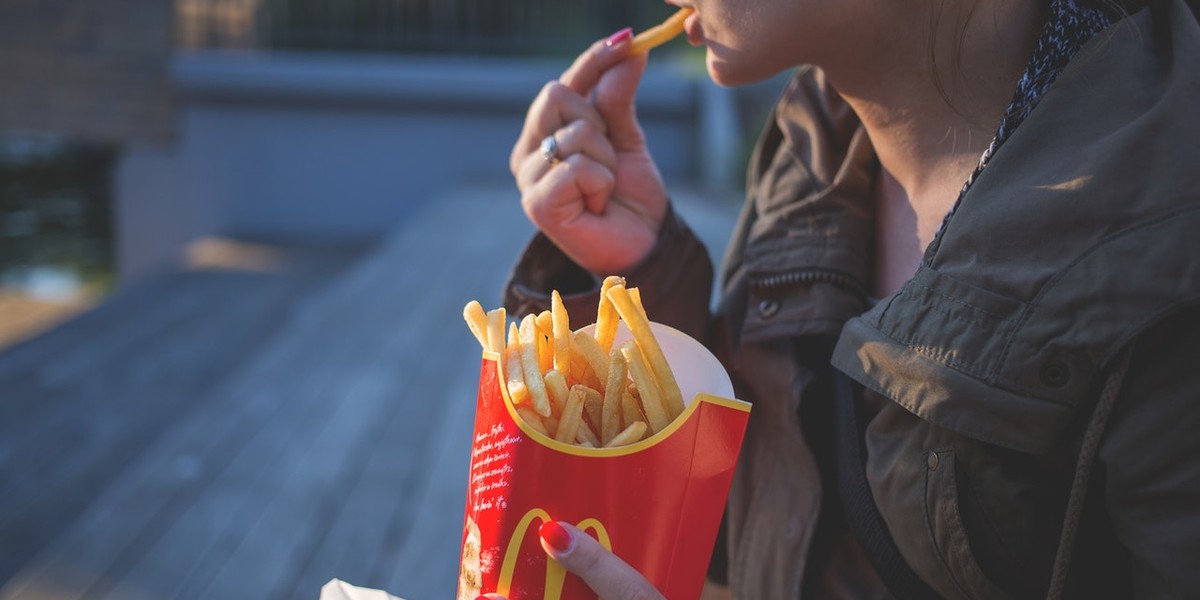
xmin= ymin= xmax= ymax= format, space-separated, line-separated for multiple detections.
xmin=923 ymin=449 xmax=1018 ymax=600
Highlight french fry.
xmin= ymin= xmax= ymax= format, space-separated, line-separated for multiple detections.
xmin=535 ymin=310 xmax=554 ymax=338
xmin=576 ymin=418 xmax=601 ymax=447
xmin=505 ymin=323 xmax=530 ymax=405
xmin=463 ymin=301 xmax=489 ymax=349
xmin=544 ymin=369 xmax=571 ymax=416
xmin=555 ymin=385 xmax=586 ymax=443
xmin=608 ymin=284 xmax=685 ymax=420
xmin=621 ymin=387 xmax=646 ymax=432
xmin=551 ymin=290 xmax=571 ymax=378
xmin=516 ymin=406 xmax=550 ymax=436
xmin=606 ymin=421 xmax=648 ymax=448
xmin=519 ymin=315 xmax=553 ymax=417
xmin=630 ymin=6 xmax=694 ymax=54
xmin=621 ymin=340 xmax=670 ymax=433
xmin=595 ymin=276 xmax=625 ymax=353
xmin=628 ymin=288 xmax=648 ymax=319
xmin=544 ymin=415 xmax=560 ymax=437
xmin=577 ymin=385 xmax=604 ymax=440
xmin=536 ymin=311 xmax=555 ymax=373
xmin=538 ymin=332 xmax=553 ymax=374
xmin=486 ymin=308 xmax=506 ymax=354
xmin=572 ymin=331 xmax=610 ymax=385
xmin=601 ymin=349 xmax=627 ymax=445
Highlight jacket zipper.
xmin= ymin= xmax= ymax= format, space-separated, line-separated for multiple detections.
xmin=751 ymin=268 xmax=867 ymax=298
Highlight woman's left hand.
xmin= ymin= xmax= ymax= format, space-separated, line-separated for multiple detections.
xmin=480 ymin=520 xmax=665 ymax=600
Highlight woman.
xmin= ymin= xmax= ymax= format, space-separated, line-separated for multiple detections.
xmin=498 ymin=0 xmax=1199 ymax=597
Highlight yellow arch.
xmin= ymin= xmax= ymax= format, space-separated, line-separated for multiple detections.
xmin=497 ymin=508 xmax=612 ymax=600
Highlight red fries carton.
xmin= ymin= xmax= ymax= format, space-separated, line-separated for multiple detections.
xmin=458 ymin=322 xmax=750 ymax=600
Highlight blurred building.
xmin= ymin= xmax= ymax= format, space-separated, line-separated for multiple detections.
xmin=2 ymin=0 xmax=758 ymax=287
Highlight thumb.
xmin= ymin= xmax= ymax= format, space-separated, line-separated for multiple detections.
xmin=592 ymin=51 xmax=649 ymax=152
xmin=538 ymin=521 xmax=665 ymax=600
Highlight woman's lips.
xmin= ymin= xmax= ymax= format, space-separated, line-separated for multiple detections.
xmin=684 ymin=11 xmax=703 ymax=46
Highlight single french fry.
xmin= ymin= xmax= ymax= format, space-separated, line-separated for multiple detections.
xmin=555 ymin=386 xmax=586 ymax=443
xmin=621 ymin=340 xmax=670 ymax=433
xmin=463 ymin=301 xmax=489 ymax=349
xmin=606 ymin=421 xmax=649 ymax=447
xmin=505 ymin=324 xmax=529 ymax=405
xmin=535 ymin=310 xmax=554 ymax=338
xmin=576 ymin=385 xmax=604 ymax=439
xmin=628 ymin=287 xmax=648 ymax=319
xmin=534 ymin=311 xmax=553 ymax=373
xmin=543 ymin=415 xmax=560 ymax=437
xmin=630 ymin=6 xmax=694 ymax=54
xmin=551 ymin=290 xmax=571 ymax=378
xmin=595 ymin=276 xmax=625 ymax=353
xmin=486 ymin=308 xmax=506 ymax=354
xmin=621 ymin=387 xmax=646 ymax=431
xmin=544 ymin=369 xmax=571 ymax=416
xmin=601 ymin=349 xmax=627 ymax=445
xmin=516 ymin=406 xmax=550 ymax=436
xmin=519 ymin=315 xmax=553 ymax=417
xmin=572 ymin=331 xmax=610 ymax=385
xmin=608 ymin=284 xmax=685 ymax=420
xmin=576 ymin=420 xmax=601 ymax=447
xmin=538 ymin=330 xmax=553 ymax=374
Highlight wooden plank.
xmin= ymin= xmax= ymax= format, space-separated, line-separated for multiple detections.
xmin=0 ymin=249 xmax=363 ymax=598
xmin=0 ymin=184 xmax=542 ymax=600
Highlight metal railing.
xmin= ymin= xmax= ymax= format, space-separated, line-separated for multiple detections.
xmin=177 ymin=0 xmax=672 ymax=56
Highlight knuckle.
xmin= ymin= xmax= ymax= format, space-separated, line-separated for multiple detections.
xmin=542 ymin=81 xmax=569 ymax=104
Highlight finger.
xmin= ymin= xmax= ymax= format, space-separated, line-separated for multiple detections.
xmin=511 ymin=81 xmax=606 ymax=175
xmin=555 ymin=119 xmax=619 ymax=172
xmin=515 ymin=120 xmax=618 ymax=190
xmin=559 ymin=34 xmax=638 ymax=97
xmin=592 ymin=51 xmax=650 ymax=152
xmin=539 ymin=521 xmax=665 ymax=600
xmin=524 ymin=154 xmax=614 ymax=221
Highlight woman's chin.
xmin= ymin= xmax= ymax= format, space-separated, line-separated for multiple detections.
xmin=706 ymin=55 xmax=764 ymax=87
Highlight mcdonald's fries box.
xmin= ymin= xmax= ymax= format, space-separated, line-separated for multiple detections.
xmin=458 ymin=322 xmax=751 ymax=600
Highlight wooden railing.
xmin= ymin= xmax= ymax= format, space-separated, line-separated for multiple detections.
xmin=177 ymin=0 xmax=671 ymax=56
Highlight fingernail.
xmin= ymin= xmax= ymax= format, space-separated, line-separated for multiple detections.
xmin=475 ymin=596 xmax=489 ymax=600
xmin=539 ymin=520 xmax=573 ymax=553
xmin=606 ymin=27 xmax=633 ymax=47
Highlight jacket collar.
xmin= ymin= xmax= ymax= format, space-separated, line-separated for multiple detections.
xmin=833 ymin=0 xmax=1200 ymax=452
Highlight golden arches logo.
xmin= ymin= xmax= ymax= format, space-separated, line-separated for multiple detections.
xmin=496 ymin=508 xmax=611 ymax=600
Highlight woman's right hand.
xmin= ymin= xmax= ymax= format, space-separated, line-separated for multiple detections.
xmin=509 ymin=30 xmax=669 ymax=276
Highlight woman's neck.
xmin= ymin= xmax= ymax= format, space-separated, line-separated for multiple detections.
xmin=819 ymin=0 xmax=1044 ymax=297
xmin=825 ymin=0 xmax=1045 ymax=209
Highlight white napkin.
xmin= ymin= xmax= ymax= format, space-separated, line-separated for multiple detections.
xmin=319 ymin=579 xmax=405 ymax=600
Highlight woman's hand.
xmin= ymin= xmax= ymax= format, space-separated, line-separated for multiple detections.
xmin=480 ymin=520 xmax=665 ymax=600
xmin=509 ymin=30 xmax=669 ymax=276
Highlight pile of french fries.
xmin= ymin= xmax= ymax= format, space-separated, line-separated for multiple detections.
xmin=464 ymin=277 xmax=685 ymax=449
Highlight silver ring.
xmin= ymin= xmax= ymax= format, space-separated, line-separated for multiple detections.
xmin=539 ymin=134 xmax=560 ymax=164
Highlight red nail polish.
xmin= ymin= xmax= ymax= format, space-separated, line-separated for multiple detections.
xmin=606 ymin=27 xmax=633 ymax=47
xmin=475 ymin=596 xmax=489 ymax=600
xmin=539 ymin=520 xmax=573 ymax=553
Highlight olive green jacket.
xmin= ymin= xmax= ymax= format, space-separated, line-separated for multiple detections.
xmin=505 ymin=0 xmax=1200 ymax=597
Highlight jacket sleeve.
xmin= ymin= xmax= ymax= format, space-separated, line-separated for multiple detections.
xmin=1099 ymin=306 xmax=1200 ymax=598
xmin=502 ymin=203 xmax=715 ymax=342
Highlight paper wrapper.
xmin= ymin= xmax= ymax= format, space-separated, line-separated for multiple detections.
xmin=458 ymin=322 xmax=750 ymax=600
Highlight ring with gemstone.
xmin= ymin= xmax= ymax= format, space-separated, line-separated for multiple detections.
xmin=539 ymin=134 xmax=560 ymax=164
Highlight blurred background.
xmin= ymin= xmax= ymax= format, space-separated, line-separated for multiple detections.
xmin=0 ymin=1 xmax=787 ymax=598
